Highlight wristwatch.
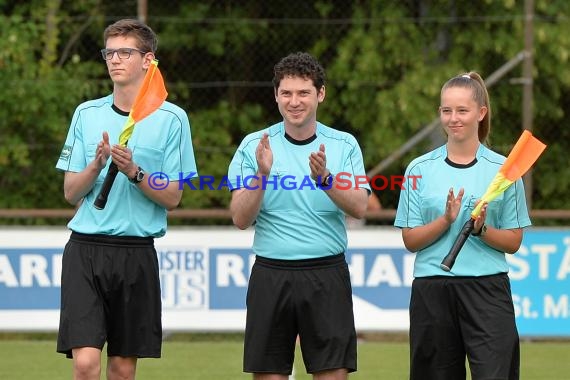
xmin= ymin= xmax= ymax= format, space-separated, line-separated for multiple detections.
xmin=129 ymin=166 xmax=145 ymax=184
xmin=472 ymin=223 xmax=487 ymax=237
xmin=318 ymin=172 xmax=334 ymax=188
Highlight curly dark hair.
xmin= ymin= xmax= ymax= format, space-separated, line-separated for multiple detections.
xmin=272 ymin=52 xmax=326 ymax=90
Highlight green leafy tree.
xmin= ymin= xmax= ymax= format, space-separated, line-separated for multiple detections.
xmin=0 ymin=3 xmax=105 ymax=219
xmin=323 ymin=0 xmax=570 ymax=216
xmin=1 ymin=0 xmax=569 ymax=226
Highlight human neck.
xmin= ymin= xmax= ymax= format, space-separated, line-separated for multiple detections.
xmin=446 ymin=140 xmax=480 ymax=164
xmin=284 ymin=121 xmax=317 ymax=141
xmin=113 ymin=83 xmax=140 ymax=112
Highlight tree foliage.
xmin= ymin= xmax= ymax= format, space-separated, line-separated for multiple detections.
xmin=0 ymin=2 xmax=105 ymax=213
xmin=0 ymin=0 xmax=568 ymax=225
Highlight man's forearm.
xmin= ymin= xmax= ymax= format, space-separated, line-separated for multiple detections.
xmin=63 ymin=162 xmax=104 ymax=205
xmin=230 ymin=178 xmax=266 ymax=229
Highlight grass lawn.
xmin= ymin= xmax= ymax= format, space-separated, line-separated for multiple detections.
xmin=1 ymin=334 xmax=569 ymax=379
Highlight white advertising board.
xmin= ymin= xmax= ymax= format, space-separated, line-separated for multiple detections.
xmin=1 ymin=227 xmax=569 ymax=336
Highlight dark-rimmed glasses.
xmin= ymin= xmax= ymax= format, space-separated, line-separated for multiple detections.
xmin=100 ymin=48 xmax=147 ymax=60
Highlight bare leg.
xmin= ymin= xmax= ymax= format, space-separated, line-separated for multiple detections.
xmin=72 ymin=347 xmax=101 ymax=380
xmin=313 ymin=368 xmax=349 ymax=380
xmin=253 ymin=373 xmax=289 ymax=380
xmin=106 ymin=356 xmax=137 ymax=380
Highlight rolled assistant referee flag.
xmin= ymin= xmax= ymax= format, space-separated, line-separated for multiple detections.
xmin=94 ymin=59 xmax=168 ymax=210
xmin=440 ymin=130 xmax=547 ymax=272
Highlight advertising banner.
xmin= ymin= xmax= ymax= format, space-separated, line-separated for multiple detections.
xmin=0 ymin=227 xmax=568 ymax=336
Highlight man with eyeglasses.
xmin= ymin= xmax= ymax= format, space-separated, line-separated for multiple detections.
xmin=101 ymin=47 xmax=147 ymax=61
xmin=55 ymin=19 xmax=197 ymax=380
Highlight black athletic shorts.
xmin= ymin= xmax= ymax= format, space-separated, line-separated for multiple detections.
xmin=409 ymin=273 xmax=519 ymax=380
xmin=243 ymin=253 xmax=357 ymax=375
xmin=57 ymin=231 xmax=162 ymax=359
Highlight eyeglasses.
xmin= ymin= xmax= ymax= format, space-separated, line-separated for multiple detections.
xmin=100 ymin=48 xmax=147 ymax=60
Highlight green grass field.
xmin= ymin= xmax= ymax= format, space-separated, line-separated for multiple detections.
xmin=1 ymin=334 xmax=569 ymax=379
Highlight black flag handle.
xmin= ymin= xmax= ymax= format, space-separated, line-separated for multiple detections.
xmin=440 ymin=218 xmax=475 ymax=272
xmin=93 ymin=162 xmax=119 ymax=210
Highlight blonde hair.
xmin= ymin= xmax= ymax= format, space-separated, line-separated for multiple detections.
xmin=441 ymin=72 xmax=491 ymax=144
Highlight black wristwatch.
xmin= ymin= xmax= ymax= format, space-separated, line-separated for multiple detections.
xmin=472 ymin=223 xmax=487 ymax=237
xmin=317 ymin=172 xmax=334 ymax=188
xmin=129 ymin=166 xmax=145 ymax=184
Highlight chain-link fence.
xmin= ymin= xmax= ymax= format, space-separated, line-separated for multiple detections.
xmin=2 ymin=1 xmax=569 ymax=224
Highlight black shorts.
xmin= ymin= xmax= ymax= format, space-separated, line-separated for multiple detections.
xmin=243 ymin=253 xmax=357 ymax=375
xmin=57 ymin=232 xmax=162 ymax=359
xmin=409 ymin=273 xmax=519 ymax=380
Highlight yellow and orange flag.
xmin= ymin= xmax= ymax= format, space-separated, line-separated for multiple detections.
xmin=118 ymin=58 xmax=168 ymax=146
xmin=441 ymin=130 xmax=547 ymax=271
xmin=471 ymin=130 xmax=546 ymax=218
xmin=93 ymin=59 xmax=168 ymax=210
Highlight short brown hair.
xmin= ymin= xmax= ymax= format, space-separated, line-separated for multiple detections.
xmin=103 ymin=19 xmax=158 ymax=54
